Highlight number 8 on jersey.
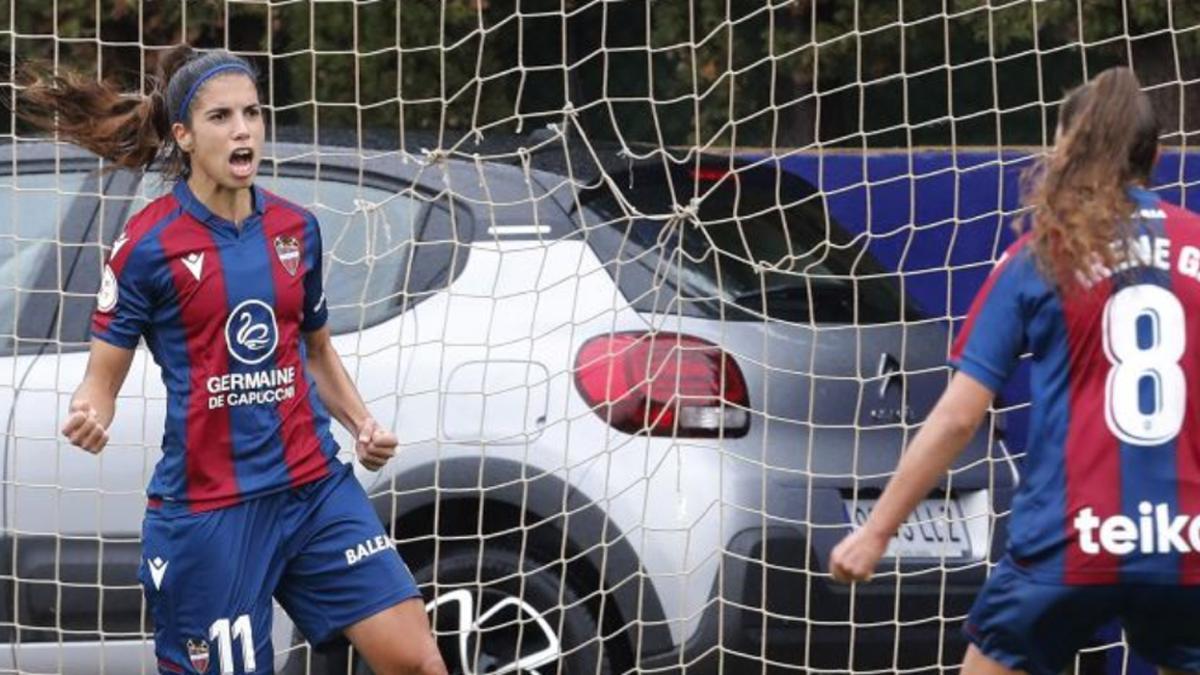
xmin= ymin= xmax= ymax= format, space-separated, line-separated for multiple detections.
xmin=1103 ymin=284 xmax=1186 ymax=446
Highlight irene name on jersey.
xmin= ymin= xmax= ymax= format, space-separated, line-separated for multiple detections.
xmin=205 ymin=366 xmax=297 ymax=410
xmin=1078 ymin=229 xmax=1200 ymax=286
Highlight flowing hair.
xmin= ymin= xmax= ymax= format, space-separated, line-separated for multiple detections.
xmin=1020 ymin=66 xmax=1160 ymax=289
xmin=11 ymin=45 xmax=259 ymax=180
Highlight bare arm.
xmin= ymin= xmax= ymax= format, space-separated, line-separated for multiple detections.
xmin=62 ymin=339 xmax=136 ymax=453
xmin=302 ymin=326 xmax=396 ymax=471
xmin=303 ymin=326 xmax=368 ymax=433
xmin=829 ymin=372 xmax=995 ymax=582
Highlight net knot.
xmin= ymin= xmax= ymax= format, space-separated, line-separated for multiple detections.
xmin=672 ymin=199 xmax=700 ymax=222
xmin=420 ymin=147 xmax=448 ymax=165
xmin=352 ymin=198 xmax=381 ymax=214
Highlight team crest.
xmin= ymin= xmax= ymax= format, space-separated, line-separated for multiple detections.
xmin=274 ymin=236 xmax=301 ymax=276
xmin=186 ymin=638 xmax=210 ymax=672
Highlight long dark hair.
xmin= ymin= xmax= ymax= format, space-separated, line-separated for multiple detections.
xmin=12 ymin=46 xmax=259 ymax=180
xmin=1021 ymin=66 xmax=1160 ymax=288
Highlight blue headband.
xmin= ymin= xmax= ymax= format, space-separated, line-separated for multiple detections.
xmin=173 ymin=63 xmax=255 ymax=123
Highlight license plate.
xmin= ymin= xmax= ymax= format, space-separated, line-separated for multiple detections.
xmin=843 ymin=491 xmax=990 ymax=560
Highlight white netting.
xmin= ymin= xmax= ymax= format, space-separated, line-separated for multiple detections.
xmin=2 ymin=1 xmax=1199 ymax=674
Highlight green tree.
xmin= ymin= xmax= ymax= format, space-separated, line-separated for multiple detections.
xmin=3 ymin=0 xmax=1197 ymax=149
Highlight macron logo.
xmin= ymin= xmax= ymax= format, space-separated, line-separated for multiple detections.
xmin=1075 ymin=502 xmax=1200 ymax=555
xmin=148 ymin=557 xmax=169 ymax=590
xmin=182 ymin=252 xmax=204 ymax=281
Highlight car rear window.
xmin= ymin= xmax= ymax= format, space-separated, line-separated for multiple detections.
xmin=0 ymin=172 xmax=92 ymax=356
xmin=581 ymin=171 xmax=909 ymax=324
xmin=260 ymin=175 xmax=424 ymax=334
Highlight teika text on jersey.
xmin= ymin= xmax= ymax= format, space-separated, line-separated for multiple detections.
xmin=1075 ymin=502 xmax=1200 ymax=555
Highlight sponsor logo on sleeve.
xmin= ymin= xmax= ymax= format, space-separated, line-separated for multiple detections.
xmin=97 ymin=265 xmax=118 ymax=313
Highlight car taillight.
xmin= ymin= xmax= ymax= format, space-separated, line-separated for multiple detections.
xmin=574 ymin=332 xmax=750 ymax=437
xmin=689 ymin=166 xmax=730 ymax=182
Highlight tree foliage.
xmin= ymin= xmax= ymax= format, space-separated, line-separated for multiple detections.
xmin=3 ymin=0 xmax=1198 ymax=149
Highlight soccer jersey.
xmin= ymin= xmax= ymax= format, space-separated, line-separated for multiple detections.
xmin=951 ymin=186 xmax=1200 ymax=585
xmin=92 ymin=181 xmax=340 ymax=514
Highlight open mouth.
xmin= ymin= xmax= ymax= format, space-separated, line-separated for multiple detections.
xmin=229 ymin=147 xmax=255 ymax=178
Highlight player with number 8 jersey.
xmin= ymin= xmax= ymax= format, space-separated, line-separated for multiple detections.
xmin=955 ymin=189 xmax=1200 ymax=578
xmin=829 ymin=67 xmax=1200 ymax=675
xmin=13 ymin=46 xmax=448 ymax=674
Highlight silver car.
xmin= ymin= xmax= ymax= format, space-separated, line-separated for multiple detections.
xmin=0 ymin=137 xmax=1015 ymax=674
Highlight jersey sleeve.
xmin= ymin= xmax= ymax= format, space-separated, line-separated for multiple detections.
xmin=948 ymin=246 xmax=1030 ymax=393
xmin=90 ymin=240 xmax=153 ymax=350
xmin=300 ymin=212 xmax=328 ymax=332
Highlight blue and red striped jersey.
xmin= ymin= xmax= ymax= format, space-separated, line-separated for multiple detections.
xmin=92 ymin=181 xmax=340 ymax=514
xmin=951 ymin=186 xmax=1200 ymax=585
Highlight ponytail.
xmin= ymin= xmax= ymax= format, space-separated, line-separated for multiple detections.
xmin=14 ymin=63 xmax=170 ymax=171
xmin=11 ymin=45 xmax=258 ymax=180
xmin=1022 ymin=66 xmax=1160 ymax=289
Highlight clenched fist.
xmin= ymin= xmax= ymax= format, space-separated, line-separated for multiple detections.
xmin=355 ymin=417 xmax=397 ymax=471
xmin=62 ymin=399 xmax=109 ymax=454
xmin=829 ymin=526 xmax=890 ymax=583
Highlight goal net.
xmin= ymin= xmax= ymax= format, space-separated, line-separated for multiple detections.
xmin=1 ymin=1 xmax=1197 ymax=674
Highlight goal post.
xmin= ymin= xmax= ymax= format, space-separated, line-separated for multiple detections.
xmin=3 ymin=1 xmax=1199 ymax=674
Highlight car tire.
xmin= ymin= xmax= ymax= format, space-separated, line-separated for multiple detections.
xmin=396 ymin=542 xmax=612 ymax=675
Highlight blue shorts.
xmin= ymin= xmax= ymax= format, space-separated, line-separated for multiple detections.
xmin=965 ymin=556 xmax=1200 ymax=675
xmin=139 ymin=463 xmax=420 ymax=674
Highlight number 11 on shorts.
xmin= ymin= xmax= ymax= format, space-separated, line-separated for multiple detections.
xmin=210 ymin=614 xmax=256 ymax=673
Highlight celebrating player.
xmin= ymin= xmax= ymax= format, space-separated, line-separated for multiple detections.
xmin=830 ymin=66 xmax=1200 ymax=675
xmin=16 ymin=46 xmax=447 ymax=674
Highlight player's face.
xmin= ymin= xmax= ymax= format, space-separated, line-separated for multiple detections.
xmin=175 ymin=74 xmax=264 ymax=189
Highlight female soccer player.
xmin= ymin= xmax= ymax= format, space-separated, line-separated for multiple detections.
xmin=830 ymin=67 xmax=1200 ymax=675
xmin=17 ymin=46 xmax=447 ymax=674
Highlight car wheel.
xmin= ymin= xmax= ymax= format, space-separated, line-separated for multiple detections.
xmin=403 ymin=543 xmax=612 ymax=675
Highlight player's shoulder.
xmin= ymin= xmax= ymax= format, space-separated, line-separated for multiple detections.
xmin=124 ymin=193 xmax=182 ymax=240
xmin=259 ymin=187 xmax=317 ymax=227
xmin=1159 ymin=198 xmax=1200 ymax=230
xmin=993 ymin=232 xmax=1035 ymax=275
xmin=110 ymin=193 xmax=183 ymax=271
xmin=976 ymin=231 xmax=1045 ymax=302
xmin=1152 ymin=198 xmax=1200 ymax=255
